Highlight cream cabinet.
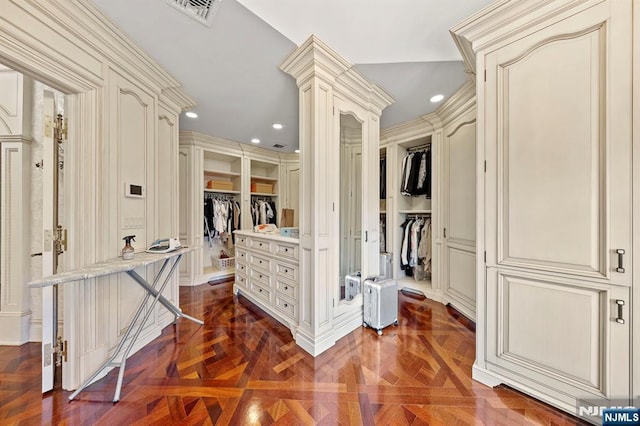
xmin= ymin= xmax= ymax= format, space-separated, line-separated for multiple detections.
xmin=452 ymin=0 xmax=635 ymax=421
xmin=234 ymin=231 xmax=299 ymax=328
xmin=179 ymin=132 xmax=299 ymax=286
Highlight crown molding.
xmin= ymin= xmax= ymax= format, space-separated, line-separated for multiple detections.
xmin=450 ymin=0 xmax=600 ymax=73
xmin=380 ymin=115 xmax=439 ymax=145
xmin=435 ymin=79 xmax=476 ymax=126
xmin=281 ymin=35 xmax=394 ymax=114
xmin=0 ymin=0 xmax=192 ymax=107
xmin=179 ymin=130 xmax=290 ymax=161
xmin=160 ymin=87 xmax=196 ymax=113
xmin=280 ymin=35 xmax=351 ymax=87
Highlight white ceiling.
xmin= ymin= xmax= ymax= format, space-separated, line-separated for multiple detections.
xmin=237 ymin=0 xmax=489 ymax=63
xmin=92 ymin=0 xmax=493 ymax=152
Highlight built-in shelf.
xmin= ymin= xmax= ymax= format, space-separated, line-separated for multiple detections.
xmin=204 ymin=170 xmax=241 ymax=178
xmin=251 ymin=192 xmax=277 ymax=197
xmin=250 ymin=175 xmax=278 ymax=182
xmin=204 ymin=189 xmax=240 ymax=195
xmin=399 ymin=209 xmax=432 ymax=214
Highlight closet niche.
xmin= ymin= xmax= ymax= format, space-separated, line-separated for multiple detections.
xmin=339 ymin=113 xmax=363 ymax=301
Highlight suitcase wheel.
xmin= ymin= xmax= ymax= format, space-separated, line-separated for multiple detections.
xmin=377 ymin=329 xmax=382 ymax=336
xmin=394 ymin=320 xmax=399 ymax=326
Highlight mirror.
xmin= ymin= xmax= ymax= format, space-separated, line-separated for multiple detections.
xmin=339 ymin=113 xmax=363 ymax=301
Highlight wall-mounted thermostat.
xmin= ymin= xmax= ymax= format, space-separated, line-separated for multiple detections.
xmin=125 ymin=182 xmax=145 ymax=198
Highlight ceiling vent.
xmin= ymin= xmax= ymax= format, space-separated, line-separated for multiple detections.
xmin=272 ymin=144 xmax=285 ymax=149
xmin=167 ymin=0 xmax=220 ymax=26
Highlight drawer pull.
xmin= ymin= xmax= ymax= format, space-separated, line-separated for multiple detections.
xmin=259 ymin=260 xmax=262 ymax=264
xmin=284 ymin=303 xmax=288 ymax=308
xmin=284 ymin=248 xmax=288 ymax=252
xmin=285 ymin=269 xmax=289 ymax=273
xmin=259 ymin=289 xmax=263 ymax=292
xmin=284 ymin=286 xmax=288 ymax=290
xmin=259 ymin=243 xmax=263 ymax=247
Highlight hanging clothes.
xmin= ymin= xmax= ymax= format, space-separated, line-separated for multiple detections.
xmin=203 ymin=194 xmax=241 ymax=245
xmin=380 ymin=156 xmax=387 ymax=199
xmin=251 ymin=197 xmax=277 ymax=226
xmin=400 ymin=146 xmax=431 ymax=198
xmin=399 ymin=215 xmax=431 ymax=279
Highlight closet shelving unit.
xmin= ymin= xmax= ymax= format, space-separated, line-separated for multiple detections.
xmin=393 ymin=135 xmax=434 ymax=296
xmin=248 ymin=159 xmax=279 ymax=227
xmin=250 ymin=159 xmax=279 ymax=195
xmin=201 ymin=151 xmax=242 ymax=282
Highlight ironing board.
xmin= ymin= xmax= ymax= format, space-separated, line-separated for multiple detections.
xmin=28 ymin=246 xmax=202 ymax=402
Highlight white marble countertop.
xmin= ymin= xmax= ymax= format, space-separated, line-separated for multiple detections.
xmin=28 ymin=246 xmax=198 ymax=288
xmin=234 ymin=229 xmax=299 ymax=244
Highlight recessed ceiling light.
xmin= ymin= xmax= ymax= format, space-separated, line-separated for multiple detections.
xmin=251 ymin=138 xmax=260 ymax=144
xmin=294 ymin=149 xmax=300 ymax=153
xmin=430 ymin=94 xmax=444 ymax=103
xmin=185 ymin=111 xmax=198 ymax=118
xmin=272 ymin=123 xmax=284 ymax=130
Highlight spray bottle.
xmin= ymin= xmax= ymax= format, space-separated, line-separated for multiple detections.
xmin=122 ymin=235 xmax=135 ymax=260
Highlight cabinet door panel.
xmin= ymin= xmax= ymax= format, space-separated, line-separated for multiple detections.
xmin=488 ymin=269 xmax=604 ymax=393
xmin=485 ymin=3 xmax=632 ymax=286
xmin=483 ymin=0 xmax=632 ymax=415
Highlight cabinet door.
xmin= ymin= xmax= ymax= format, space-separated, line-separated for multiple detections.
xmin=483 ymin=0 xmax=631 ymax=413
xmin=442 ymin=110 xmax=476 ymax=319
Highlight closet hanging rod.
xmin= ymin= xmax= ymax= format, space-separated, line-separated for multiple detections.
xmin=406 ymin=143 xmax=431 ymax=153
xmin=251 ymin=195 xmax=274 ymax=201
xmin=405 ymin=213 xmax=431 ymax=219
xmin=204 ymin=193 xmax=237 ymax=201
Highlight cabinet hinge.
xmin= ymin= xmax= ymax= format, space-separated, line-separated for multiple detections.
xmin=44 ymin=226 xmax=68 ymax=254
xmin=484 ymin=69 xmax=487 ymax=82
xmin=44 ymin=337 xmax=68 ymax=368
xmin=484 ymin=251 xmax=487 ymax=263
xmin=56 ymin=337 xmax=68 ymax=366
xmin=443 ymin=228 xmax=447 ymax=238
xmin=484 ymin=160 xmax=486 ymax=172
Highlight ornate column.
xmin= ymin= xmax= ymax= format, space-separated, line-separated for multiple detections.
xmin=281 ymin=36 xmax=393 ymax=355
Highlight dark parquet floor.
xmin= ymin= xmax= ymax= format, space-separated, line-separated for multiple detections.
xmin=0 ymin=280 xmax=588 ymax=425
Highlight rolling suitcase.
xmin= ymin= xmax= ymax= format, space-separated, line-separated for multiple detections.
xmin=345 ymin=271 xmax=361 ymax=301
xmin=363 ymin=277 xmax=398 ymax=335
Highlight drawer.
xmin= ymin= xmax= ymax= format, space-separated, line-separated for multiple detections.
xmin=251 ymin=281 xmax=271 ymax=303
xmin=236 ymin=234 xmax=248 ymax=247
xmin=250 ymin=268 xmax=271 ymax=286
xmin=275 ymin=295 xmax=297 ymax=320
xmin=275 ymin=262 xmax=297 ymax=281
xmin=250 ymin=253 xmax=272 ymax=271
xmin=235 ymin=273 xmax=248 ymax=289
xmin=249 ymin=238 xmax=272 ymax=254
xmin=275 ymin=243 xmax=298 ymax=260
xmin=236 ymin=248 xmax=248 ymax=263
xmin=275 ymin=277 xmax=297 ymax=300
xmin=235 ymin=261 xmax=248 ymax=276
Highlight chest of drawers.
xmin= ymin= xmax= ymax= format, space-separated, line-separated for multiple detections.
xmin=234 ymin=231 xmax=299 ymax=327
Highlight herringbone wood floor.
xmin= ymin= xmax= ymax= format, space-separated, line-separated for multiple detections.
xmin=0 ymin=280 xmax=588 ymax=425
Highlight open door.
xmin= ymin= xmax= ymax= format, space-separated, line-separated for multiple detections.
xmin=41 ymin=90 xmax=66 ymax=392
